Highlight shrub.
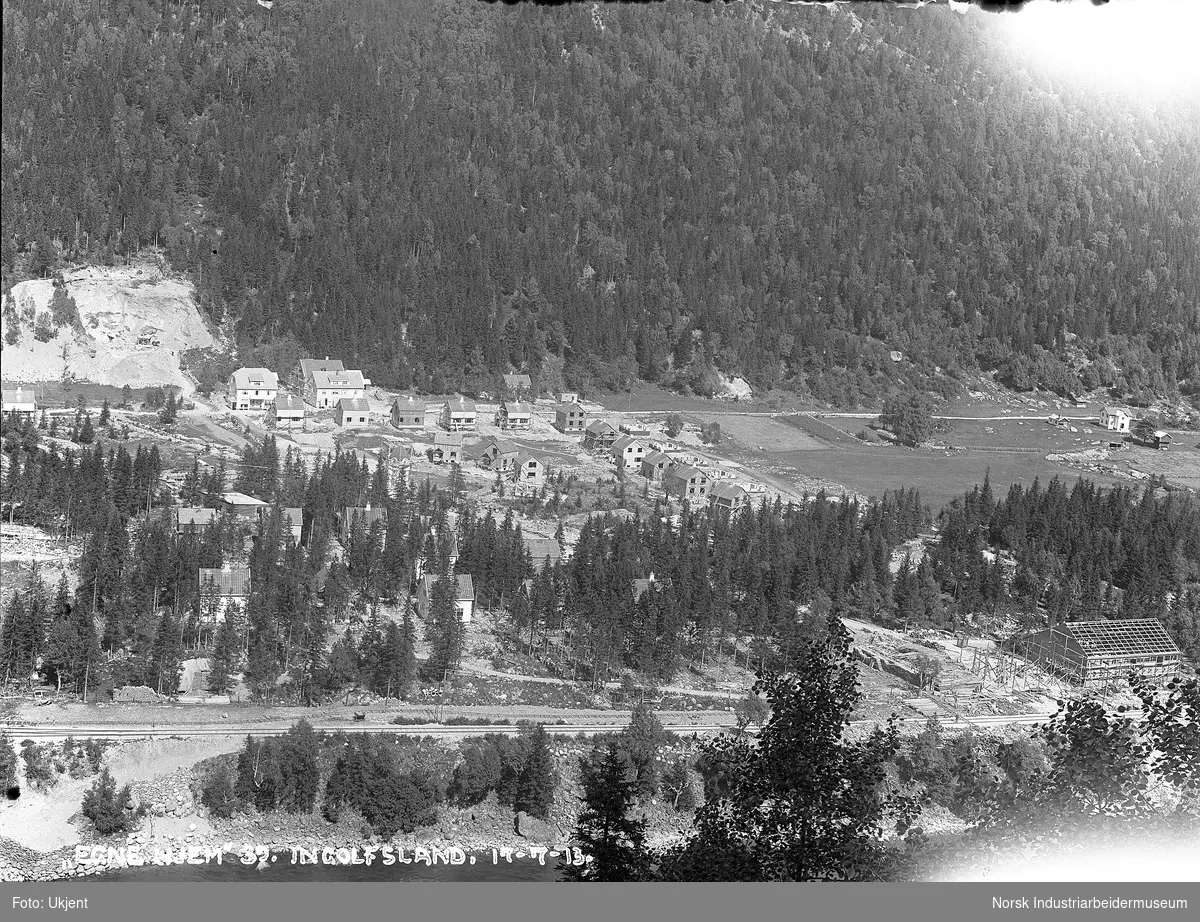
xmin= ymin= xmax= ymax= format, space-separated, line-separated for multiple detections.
xmin=81 ymin=768 xmax=138 ymax=835
xmin=20 ymin=740 xmax=57 ymax=790
xmin=201 ymin=762 xmax=241 ymax=818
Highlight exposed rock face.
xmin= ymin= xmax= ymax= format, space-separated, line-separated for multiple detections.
xmin=514 ymin=811 xmax=555 ymax=845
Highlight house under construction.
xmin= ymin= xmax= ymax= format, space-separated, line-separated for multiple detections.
xmin=1002 ymin=618 xmax=1181 ymax=689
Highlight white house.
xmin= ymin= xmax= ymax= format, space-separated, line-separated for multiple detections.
xmin=417 ymin=574 xmax=475 ymax=624
xmin=441 ymin=396 xmax=477 ymax=431
xmin=270 ymin=394 xmax=306 ymax=429
xmin=311 ymin=369 xmax=368 ymax=408
xmin=336 ymin=397 xmax=371 ymax=427
xmin=198 ymin=565 xmax=251 ymax=622
xmin=611 ymin=434 xmax=647 ymax=471
xmin=228 ymin=368 xmax=279 ymax=410
xmin=1 ymin=387 xmax=37 ymax=417
xmin=1100 ymin=407 xmax=1132 ymax=433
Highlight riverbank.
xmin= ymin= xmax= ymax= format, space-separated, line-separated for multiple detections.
xmin=0 ymin=735 xmax=695 ymax=882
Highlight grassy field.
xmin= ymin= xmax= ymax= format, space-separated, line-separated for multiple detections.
xmin=1 ymin=379 xmax=145 ymax=411
xmin=681 ymin=412 xmax=1131 ymax=510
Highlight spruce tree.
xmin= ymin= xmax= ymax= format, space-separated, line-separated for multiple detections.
xmin=208 ymin=616 xmax=239 ymax=695
xmin=565 ymin=740 xmax=649 ymax=882
xmin=620 ymin=701 xmax=668 ymax=801
xmin=514 ymin=724 xmax=558 ymax=820
xmin=425 ymin=573 xmax=463 ymax=682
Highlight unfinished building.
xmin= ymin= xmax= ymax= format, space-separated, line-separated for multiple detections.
xmin=1003 ymin=618 xmax=1181 ymax=689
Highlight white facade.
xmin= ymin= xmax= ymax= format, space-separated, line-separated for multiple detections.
xmin=228 ymin=368 xmax=279 ymax=410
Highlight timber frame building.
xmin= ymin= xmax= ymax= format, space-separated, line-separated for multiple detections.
xmin=1003 ymin=618 xmax=1181 ymax=689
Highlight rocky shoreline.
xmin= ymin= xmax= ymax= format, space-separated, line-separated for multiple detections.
xmin=1 ymin=742 xmax=693 ymax=882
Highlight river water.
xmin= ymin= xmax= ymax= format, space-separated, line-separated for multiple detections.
xmin=97 ymin=851 xmax=564 ymax=882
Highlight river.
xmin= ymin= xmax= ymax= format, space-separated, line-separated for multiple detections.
xmin=95 ymin=851 xmax=564 ymax=882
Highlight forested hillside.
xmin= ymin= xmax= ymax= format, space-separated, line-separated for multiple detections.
xmin=3 ymin=0 xmax=1198 ymax=403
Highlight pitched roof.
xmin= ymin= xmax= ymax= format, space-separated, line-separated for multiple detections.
xmin=219 ymin=491 xmax=269 ymax=507
xmin=344 ymin=505 xmax=387 ymax=528
xmin=515 ymin=450 xmax=542 ymax=467
xmin=586 ymin=419 xmax=617 ymax=435
xmin=710 ymin=482 xmax=748 ymax=502
xmin=444 ymin=395 xmax=477 ymax=413
xmin=503 ymin=373 xmax=532 ymax=388
xmin=231 ymin=367 xmax=279 ymax=390
xmin=311 ymin=369 xmax=366 ymax=389
xmin=2 ymin=387 xmax=36 ymax=407
xmin=176 ymin=507 xmax=217 ymax=527
xmin=485 ymin=437 xmax=519 ymax=455
xmin=612 ymin=434 xmax=645 ymax=453
xmin=199 ymin=566 xmax=251 ymax=596
xmin=301 ymin=358 xmax=345 ymax=377
xmin=392 ymin=395 xmax=424 ymax=412
xmin=274 ymin=395 xmax=305 ymax=413
xmin=667 ymin=464 xmax=706 ymax=482
xmin=434 ymin=431 xmax=463 ymax=447
xmin=502 ymin=400 xmax=532 ymax=416
xmin=337 ymin=397 xmax=371 ymax=412
xmin=1102 ymin=406 xmax=1131 ymax=417
xmin=642 ymin=450 xmax=672 ymax=466
xmin=421 ymin=573 xmax=475 ymax=601
xmin=1061 ymin=619 xmax=1180 ymax=657
xmin=524 ymin=537 xmax=562 ymax=563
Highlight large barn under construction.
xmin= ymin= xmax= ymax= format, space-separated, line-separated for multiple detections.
xmin=1003 ymin=618 xmax=1182 ymax=689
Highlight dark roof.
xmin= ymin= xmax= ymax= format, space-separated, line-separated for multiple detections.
xmin=301 ymin=358 xmax=345 ymax=377
xmin=274 ymin=395 xmax=305 ymax=413
xmin=485 ymin=437 xmax=519 ymax=456
xmin=176 ymin=507 xmax=218 ymax=527
xmin=337 ymin=397 xmax=371 ymax=412
xmin=586 ymin=419 xmax=617 ymax=435
xmin=667 ymin=464 xmax=706 ymax=482
xmin=612 ymin=434 xmax=645 ymax=453
xmin=710 ymin=482 xmax=748 ymax=502
xmin=1062 ymin=619 xmax=1180 ymax=657
xmin=503 ymin=373 xmax=532 ymax=388
xmin=524 ymin=537 xmax=562 ymax=563
xmin=642 ymin=450 xmax=672 ymax=466
xmin=421 ymin=573 xmax=475 ymax=601
xmin=344 ymin=506 xmax=387 ymax=528
xmin=199 ymin=567 xmax=251 ymax=596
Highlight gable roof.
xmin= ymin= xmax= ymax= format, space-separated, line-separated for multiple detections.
xmin=524 ymin=537 xmax=562 ymax=563
xmin=1 ymin=387 xmax=36 ymax=407
xmin=421 ymin=573 xmax=475 ymax=601
xmin=667 ymin=464 xmax=706 ymax=482
xmin=392 ymin=395 xmax=424 ymax=413
xmin=273 ymin=395 xmax=305 ymax=413
xmin=1061 ymin=619 xmax=1180 ymax=658
xmin=502 ymin=400 xmax=532 ymax=416
xmin=434 ymin=431 xmax=463 ymax=447
xmin=642 ymin=450 xmax=672 ymax=466
xmin=301 ymin=358 xmax=345 ymax=378
xmin=231 ymin=367 xmax=279 ymax=390
xmin=175 ymin=507 xmax=217 ymax=527
xmin=586 ymin=419 xmax=617 ymax=436
xmin=444 ymin=395 xmax=477 ymax=414
xmin=503 ymin=373 xmax=532 ymax=388
xmin=219 ymin=491 xmax=269 ymax=507
xmin=710 ymin=482 xmax=748 ymax=503
xmin=1102 ymin=406 xmax=1131 ymax=418
xmin=612 ymin=434 xmax=645 ymax=453
xmin=337 ymin=397 xmax=371 ymax=413
xmin=199 ymin=566 xmax=251 ymax=596
xmin=311 ymin=369 xmax=366 ymax=390
xmin=515 ymin=450 xmax=542 ymax=467
xmin=484 ymin=437 xmax=519 ymax=455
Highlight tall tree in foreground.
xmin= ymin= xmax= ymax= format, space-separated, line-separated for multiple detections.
xmin=563 ymin=740 xmax=649 ymax=882
xmin=657 ymin=619 xmax=916 ymax=881
xmin=514 ymin=724 xmax=558 ymax=820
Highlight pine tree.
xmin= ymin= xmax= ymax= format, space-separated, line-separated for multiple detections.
xmin=77 ymin=412 xmax=95 ymax=444
xmin=208 ymin=616 xmax=239 ymax=695
xmin=514 ymin=724 xmax=557 ymax=820
xmin=620 ymin=701 xmax=668 ymax=801
xmin=565 ymin=740 xmax=649 ymax=882
xmin=98 ymin=399 xmax=111 ymax=426
xmin=150 ymin=608 xmax=184 ymax=696
xmin=425 ymin=573 xmax=464 ymax=682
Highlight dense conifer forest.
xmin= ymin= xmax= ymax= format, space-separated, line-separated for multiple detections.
xmin=3 ymin=0 xmax=1198 ymax=403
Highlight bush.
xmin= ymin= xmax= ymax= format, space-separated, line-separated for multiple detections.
xmin=81 ymin=768 xmax=138 ymax=835
xmin=699 ymin=422 xmax=723 ymax=445
xmin=201 ymin=762 xmax=241 ymax=818
xmin=663 ymin=413 xmax=685 ymax=438
xmin=20 ymin=740 xmax=57 ymax=790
